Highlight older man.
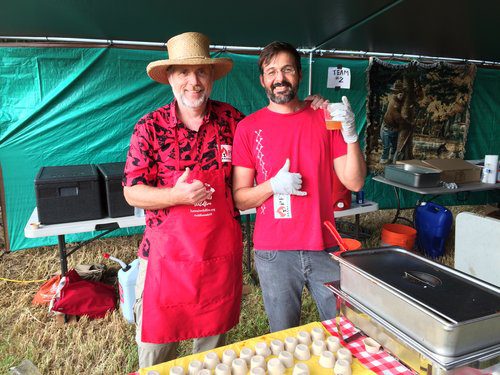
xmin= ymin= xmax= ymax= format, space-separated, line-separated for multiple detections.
xmin=232 ymin=41 xmax=366 ymax=332
xmin=123 ymin=32 xmax=244 ymax=368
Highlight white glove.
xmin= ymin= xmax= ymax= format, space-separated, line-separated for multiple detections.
xmin=270 ymin=159 xmax=307 ymax=196
xmin=329 ymin=96 xmax=358 ymax=144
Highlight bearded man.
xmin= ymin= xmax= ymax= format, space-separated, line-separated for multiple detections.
xmin=232 ymin=41 xmax=366 ymax=331
xmin=123 ymin=32 xmax=245 ymax=368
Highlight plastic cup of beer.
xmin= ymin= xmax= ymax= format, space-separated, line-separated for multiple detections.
xmin=324 ymin=103 xmax=343 ymax=130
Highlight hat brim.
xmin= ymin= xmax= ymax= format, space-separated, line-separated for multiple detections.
xmin=147 ymin=57 xmax=233 ymax=85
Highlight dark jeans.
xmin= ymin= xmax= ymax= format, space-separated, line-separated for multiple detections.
xmin=380 ymin=126 xmax=398 ymax=161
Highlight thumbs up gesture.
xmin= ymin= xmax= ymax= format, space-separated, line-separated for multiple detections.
xmin=174 ymin=168 xmax=209 ymax=205
xmin=329 ymin=96 xmax=358 ymax=144
xmin=270 ymin=159 xmax=307 ymax=196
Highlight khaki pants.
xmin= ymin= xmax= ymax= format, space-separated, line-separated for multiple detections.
xmin=134 ymin=258 xmax=226 ymax=368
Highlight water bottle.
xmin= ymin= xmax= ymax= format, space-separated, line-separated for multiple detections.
xmin=103 ymin=253 xmax=139 ymax=324
xmin=355 ymin=190 xmax=365 ymax=204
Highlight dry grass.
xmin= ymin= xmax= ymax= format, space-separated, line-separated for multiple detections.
xmin=0 ymin=204 xmax=495 ymax=374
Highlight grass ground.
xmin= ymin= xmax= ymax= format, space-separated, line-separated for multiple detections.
xmin=0 ymin=204 xmax=494 ymax=374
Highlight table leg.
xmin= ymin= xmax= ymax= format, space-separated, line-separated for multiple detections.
xmin=355 ymin=214 xmax=360 ymax=238
xmin=391 ymin=187 xmax=413 ymax=225
xmin=57 ymin=234 xmax=68 ymax=275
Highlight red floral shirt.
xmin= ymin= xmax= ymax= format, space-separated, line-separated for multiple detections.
xmin=123 ymin=99 xmax=244 ymax=258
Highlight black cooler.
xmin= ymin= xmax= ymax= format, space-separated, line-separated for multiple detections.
xmin=96 ymin=162 xmax=134 ymax=218
xmin=35 ymin=164 xmax=105 ymax=224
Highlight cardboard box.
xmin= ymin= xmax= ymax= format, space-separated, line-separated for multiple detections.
xmin=397 ymin=159 xmax=482 ymax=184
xmin=422 ymin=158 xmax=481 ymax=183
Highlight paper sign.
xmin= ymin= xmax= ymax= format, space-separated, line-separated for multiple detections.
xmin=273 ymin=194 xmax=292 ymax=219
xmin=327 ymin=67 xmax=351 ymax=89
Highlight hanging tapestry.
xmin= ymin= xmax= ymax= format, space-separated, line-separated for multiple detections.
xmin=365 ymin=58 xmax=476 ymax=173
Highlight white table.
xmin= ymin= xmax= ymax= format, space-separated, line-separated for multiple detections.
xmin=25 ymin=201 xmax=379 ymax=277
xmin=239 ymin=201 xmax=379 ymax=277
xmin=25 ymin=208 xmax=146 ymax=275
xmin=372 ymin=175 xmax=500 ymax=224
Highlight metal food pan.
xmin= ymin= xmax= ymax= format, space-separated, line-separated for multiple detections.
xmin=384 ymin=164 xmax=441 ymax=187
xmin=333 ymin=247 xmax=500 ymax=357
xmin=326 ymin=281 xmax=500 ymax=374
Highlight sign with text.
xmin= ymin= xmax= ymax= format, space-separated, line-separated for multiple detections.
xmin=327 ymin=67 xmax=351 ymax=89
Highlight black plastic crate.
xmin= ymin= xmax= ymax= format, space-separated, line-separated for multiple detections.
xmin=96 ymin=162 xmax=134 ymax=218
xmin=35 ymin=164 xmax=105 ymax=224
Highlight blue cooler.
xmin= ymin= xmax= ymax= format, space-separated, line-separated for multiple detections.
xmin=415 ymin=202 xmax=453 ymax=258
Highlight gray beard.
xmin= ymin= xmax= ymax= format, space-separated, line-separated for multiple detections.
xmin=179 ymin=92 xmax=208 ymax=108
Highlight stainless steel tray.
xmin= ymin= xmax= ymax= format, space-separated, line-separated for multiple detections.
xmin=333 ymin=247 xmax=500 ymax=357
xmin=384 ymin=164 xmax=441 ymax=187
xmin=326 ymin=281 xmax=500 ymax=374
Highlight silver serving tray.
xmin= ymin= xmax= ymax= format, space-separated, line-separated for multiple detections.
xmin=384 ymin=164 xmax=441 ymax=187
xmin=326 ymin=281 xmax=500 ymax=374
xmin=332 ymin=247 xmax=500 ymax=357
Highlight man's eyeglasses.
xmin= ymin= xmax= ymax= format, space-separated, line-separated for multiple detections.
xmin=263 ymin=66 xmax=296 ymax=79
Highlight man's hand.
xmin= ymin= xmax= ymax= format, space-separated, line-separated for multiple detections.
xmin=329 ymin=96 xmax=358 ymax=143
xmin=305 ymin=94 xmax=329 ymax=110
xmin=173 ymin=168 xmax=211 ymax=205
xmin=270 ymin=159 xmax=307 ymax=196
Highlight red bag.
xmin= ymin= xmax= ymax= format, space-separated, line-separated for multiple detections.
xmin=32 ymin=275 xmax=61 ymax=305
xmin=51 ymin=270 xmax=116 ymax=319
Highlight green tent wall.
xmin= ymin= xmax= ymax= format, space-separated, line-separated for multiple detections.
xmin=1 ymin=46 xmax=499 ymax=251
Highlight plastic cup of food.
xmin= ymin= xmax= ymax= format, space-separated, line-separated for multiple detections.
xmin=292 ymin=363 xmax=310 ymax=375
xmin=363 ymin=337 xmax=381 ymax=354
xmin=215 ymin=363 xmax=231 ymax=375
xmin=203 ymin=351 xmax=220 ymax=370
xmin=222 ymin=349 xmax=237 ymax=366
xmin=333 ymin=358 xmax=352 ymax=375
xmin=311 ymin=339 xmax=326 ymax=356
xmin=250 ymin=355 xmax=266 ymax=370
xmin=188 ymin=360 xmax=203 ymax=375
xmin=310 ymin=326 xmax=325 ymax=341
xmin=285 ymin=336 xmax=299 ymax=352
xmin=326 ymin=336 xmax=342 ymax=353
xmin=319 ymin=350 xmax=336 ymax=368
xmin=278 ymin=350 xmax=294 ymax=368
xmin=324 ymin=103 xmax=344 ymax=130
xmin=294 ymin=343 xmax=311 ymax=361
xmin=250 ymin=367 xmax=266 ymax=375
xmin=336 ymin=348 xmax=352 ymax=363
xmin=232 ymin=358 xmax=248 ymax=375
xmin=297 ymin=330 xmax=312 ymax=345
xmin=271 ymin=338 xmax=285 ymax=355
xmin=239 ymin=347 xmax=254 ymax=364
xmin=255 ymin=341 xmax=271 ymax=357
xmin=169 ymin=366 xmax=185 ymax=375
xmin=267 ymin=357 xmax=286 ymax=375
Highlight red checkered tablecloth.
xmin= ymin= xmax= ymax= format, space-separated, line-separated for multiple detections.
xmin=322 ymin=318 xmax=417 ymax=375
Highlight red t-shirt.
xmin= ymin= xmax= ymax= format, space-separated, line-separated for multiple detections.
xmin=232 ymin=104 xmax=347 ymax=250
xmin=123 ymin=99 xmax=245 ymax=258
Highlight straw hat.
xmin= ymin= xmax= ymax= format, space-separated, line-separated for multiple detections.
xmin=147 ymin=32 xmax=233 ymax=85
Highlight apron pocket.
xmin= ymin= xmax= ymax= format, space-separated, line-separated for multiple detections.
xmin=158 ymin=260 xmax=202 ymax=306
xmin=199 ymin=255 xmax=239 ymax=304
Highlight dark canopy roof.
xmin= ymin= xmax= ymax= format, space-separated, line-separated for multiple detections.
xmin=1 ymin=0 xmax=499 ymax=63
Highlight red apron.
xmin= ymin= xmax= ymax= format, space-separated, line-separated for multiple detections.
xmin=142 ymin=126 xmax=243 ymax=344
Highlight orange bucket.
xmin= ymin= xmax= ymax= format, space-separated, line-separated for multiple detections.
xmin=343 ymin=238 xmax=362 ymax=251
xmin=381 ymin=223 xmax=417 ymax=250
